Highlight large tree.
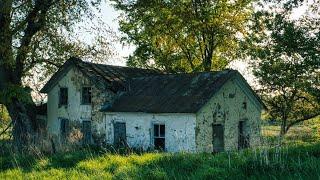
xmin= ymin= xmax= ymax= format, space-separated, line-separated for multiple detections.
xmin=0 ymin=0 xmax=113 ymax=150
xmin=112 ymin=0 xmax=253 ymax=72
xmin=246 ymin=0 xmax=320 ymax=136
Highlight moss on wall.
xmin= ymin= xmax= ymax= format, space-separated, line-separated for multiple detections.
xmin=195 ymin=78 xmax=261 ymax=152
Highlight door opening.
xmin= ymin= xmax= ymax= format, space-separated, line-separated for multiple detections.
xmin=238 ymin=121 xmax=249 ymax=149
xmin=82 ymin=120 xmax=92 ymax=145
xmin=212 ymin=124 xmax=224 ymax=152
xmin=114 ymin=122 xmax=127 ymax=147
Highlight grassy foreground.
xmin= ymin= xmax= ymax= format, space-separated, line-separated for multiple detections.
xmin=1 ymin=143 xmax=320 ymax=179
xmin=1 ymin=118 xmax=320 ymax=179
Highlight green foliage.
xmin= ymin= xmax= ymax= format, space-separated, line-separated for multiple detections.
xmin=0 ymin=85 xmax=33 ymax=105
xmin=113 ymin=0 xmax=253 ymax=72
xmin=0 ymin=105 xmax=10 ymax=123
xmin=245 ymin=0 xmax=320 ymax=134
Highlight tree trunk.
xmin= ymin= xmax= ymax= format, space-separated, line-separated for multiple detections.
xmin=280 ymin=118 xmax=287 ymax=137
xmin=203 ymin=55 xmax=212 ymax=71
xmin=5 ymin=96 xmax=37 ymax=151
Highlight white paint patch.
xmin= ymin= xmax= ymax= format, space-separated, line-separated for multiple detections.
xmin=104 ymin=112 xmax=197 ymax=152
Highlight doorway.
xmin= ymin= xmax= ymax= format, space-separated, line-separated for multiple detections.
xmin=212 ymin=124 xmax=224 ymax=152
xmin=82 ymin=120 xmax=92 ymax=145
xmin=238 ymin=121 xmax=249 ymax=149
xmin=114 ymin=122 xmax=127 ymax=147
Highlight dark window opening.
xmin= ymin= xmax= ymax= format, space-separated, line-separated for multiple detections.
xmin=242 ymin=102 xmax=247 ymax=110
xmin=82 ymin=87 xmax=92 ymax=104
xmin=59 ymin=88 xmax=68 ymax=106
xmin=238 ymin=121 xmax=249 ymax=149
xmin=154 ymin=124 xmax=165 ymax=150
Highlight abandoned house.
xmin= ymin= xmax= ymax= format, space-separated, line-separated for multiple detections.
xmin=40 ymin=57 xmax=264 ymax=152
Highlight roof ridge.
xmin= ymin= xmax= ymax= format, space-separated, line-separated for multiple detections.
xmin=128 ymin=69 xmax=235 ymax=80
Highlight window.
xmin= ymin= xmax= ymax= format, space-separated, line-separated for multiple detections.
xmin=81 ymin=87 xmax=92 ymax=104
xmin=59 ymin=88 xmax=68 ymax=106
xmin=154 ymin=124 xmax=165 ymax=150
xmin=242 ymin=102 xmax=247 ymax=110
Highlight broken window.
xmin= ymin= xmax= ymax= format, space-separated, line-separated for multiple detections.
xmin=81 ymin=87 xmax=92 ymax=104
xmin=154 ymin=124 xmax=165 ymax=150
xmin=59 ymin=88 xmax=68 ymax=106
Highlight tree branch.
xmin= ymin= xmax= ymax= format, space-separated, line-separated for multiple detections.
xmin=0 ymin=121 xmax=12 ymax=137
xmin=286 ymin=113 xmax=320 ymax=132
xmin=14 ymin=0 xmax=54 ymax=84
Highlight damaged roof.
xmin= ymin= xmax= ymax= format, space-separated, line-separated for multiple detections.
xmin=40 ymin=57 xmax=161 ymax=93
xmin=101 ymin=69 xmax=263 ymax=113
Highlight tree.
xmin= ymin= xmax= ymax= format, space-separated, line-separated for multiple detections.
xmin=245 ymin=0 xmax=320 ymax=136
xmin=0 ymin=0 xmax=113 ymax=150
xmin=112 ymin=0 xmax=253 ymax=72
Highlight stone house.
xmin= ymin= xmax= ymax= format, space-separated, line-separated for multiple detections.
xmin=40 ymin=57 xmax=265 ymax=152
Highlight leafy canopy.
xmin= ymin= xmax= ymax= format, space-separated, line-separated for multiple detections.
xmin=246 ymin=0 xmax=320 ymax=134
xmin=112 ymin=0 xmax=253 ymax=72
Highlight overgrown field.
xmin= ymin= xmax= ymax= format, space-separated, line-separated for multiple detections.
xmin=0 ymin=118 xmax=319 ymax=179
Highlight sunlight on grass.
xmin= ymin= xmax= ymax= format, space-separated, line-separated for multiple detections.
xmin=1 ymin=117 xmax=320 ymax=179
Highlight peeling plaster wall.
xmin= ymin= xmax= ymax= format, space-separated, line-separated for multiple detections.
xmin=104 ymin=113 xmax=197 ymax=152
xmin=47 ymin=67 xmax=114 ymax=144
xmin=196 ymin=78 xmax=261 ymax=152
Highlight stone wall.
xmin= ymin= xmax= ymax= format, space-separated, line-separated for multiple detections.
xmin=46 ymin=67 xmax=115 ymax=146
xmin=195 ymin=77 xmax=262 ymax=152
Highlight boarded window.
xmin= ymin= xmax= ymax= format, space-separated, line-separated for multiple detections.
xmin=59 ymin=88 xmax=68 ymax=106
xmin=212 ymin=124 xmax=224 ymax=152
xmin=60 ymin=118 xmax=69 ymax=139
xmin=154 ymin=124 xmax=165 ymax=150
xmin=238 ymin=121 xmax=249 ymax=149
xmin=114 ymin=122 xmax=126 ymax=146
xmin=81 ymin=87 xmax=92 ymax=104
xmin=82 ymin=120 xmax=92 ymax=145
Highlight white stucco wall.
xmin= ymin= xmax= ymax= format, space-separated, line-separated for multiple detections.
xmin=47 ymin=67 xmax=92 ymax=136
xmin=196 ymin=77 xmax=262 ymax=152
xmin=104 ymin=112 xmax=197 ymax=152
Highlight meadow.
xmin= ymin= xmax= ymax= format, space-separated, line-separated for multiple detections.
xmin=0 ymin=118 xmax=320 ymax=180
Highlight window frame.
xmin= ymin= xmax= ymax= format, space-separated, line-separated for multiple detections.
xmin=153 ymin=123 xmax=165 ymax=150
xmin=59 ymin=87 xmax=68 ymax=107
xmin=81 ymin=86 xmax=92 ymax=105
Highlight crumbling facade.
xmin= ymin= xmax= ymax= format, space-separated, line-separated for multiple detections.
xmin=41 ymin=57 xmax=264 ymax=152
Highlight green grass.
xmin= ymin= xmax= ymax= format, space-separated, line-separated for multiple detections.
xmin=1 ymin=144 xmax=320 ymax=179
xmin=0 ymin=117 xmax=319 ymax=179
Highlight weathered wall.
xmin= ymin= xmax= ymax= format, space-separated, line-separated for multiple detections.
xmin=196 ymin=77 xmax=261 ymax=152
xmin=47 ymin=67 xmax=114 ymax=145
xmin=104 ymin=112 xmax=197 ymax=152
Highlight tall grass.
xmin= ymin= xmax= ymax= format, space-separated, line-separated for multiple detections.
xmin=1 ymin=143 xmax=320 ymax=179
xmin=1 ymin=117 xmax=319 ymax=179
